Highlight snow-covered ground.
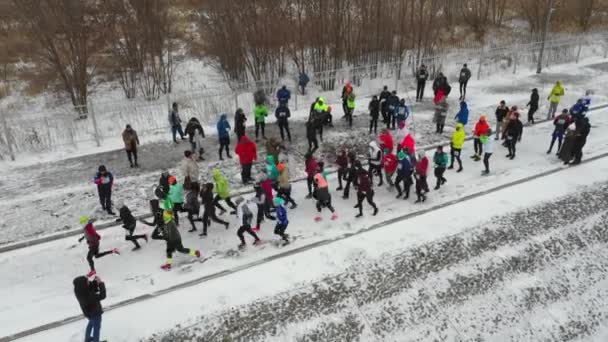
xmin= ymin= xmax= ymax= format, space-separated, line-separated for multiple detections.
xmin=1 ymin=58 xmax=608 ymax=248
xmin=2 ymin=95 xmax=608 ymax=341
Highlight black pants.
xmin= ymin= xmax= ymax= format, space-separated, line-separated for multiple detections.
xmin=316 ymin=198 xmax=335 ymax=213
xmin=317 ymin=124 xmax=324 ymax=141
xmin=187 ymin=210 xmax=201 ymax=231
xmin=237 ymin=224 xmax=260 ymax=244
xmin=278 ymin=186 xmax=297 ymax=207
xmin=356 ymin=191 xmax=377 ymax=215
xmin=98 ymin=189 xmax=112 ymax=212
xmin=202 ymin=207 xmax=228 ymax=235
xmin=549 ymin=132 xmax=564 ymax=153
xmin=87 ymin=245 xmax=113 ymax=271
xmin=337 ymin=167 xmax=346 ymax=189
xmin=307 ymin=175 xmax=314 ymax=196
xmin=166 ymin=240 xmax=191 ymax=259
xmin=369 ymin=117 xmax=378 ymax=134
xmin=278 ymin=121 xmax=291 ymax=142
xmin=434 ymin=167 xmax=446 ymax=188
xmin=395 ymin=174 xmax=413 ymax=198
xmin=415 ymin=175 xmax=428 ymax=198
xmin=459 ymin=80 xmax=468 ymax=98
xmin=474 ymin=138 xmax=482 ymax=156
xmin=343 ymin=177 xmax=354 ymax=198
xmin=342 ymin=99 xmax=349 ymax=116
xmin=255 ymin=121 xmax=265 ymax=139
xmin=213 ymin=195 xmax=237 ymax=212
xmin=436 ymin=123 xmax=445 ymax=134
xmin=123 ymin=225 xmax=146 ymax=248
xmin=173 ymin=203 xmax=184 ymax=226
xmin=450 ymin=148 xmax=462 ymax=169
xmin=236 ymin=129 xmax=245 ymax=141
xmin=308 ymin=137 xmax=319 ymax=153
xmin=416 ymin=80 xmax=426 ymax=100
xmin=507 ymin=137 xmax=517 ymax=157
xmin=274 ymin=223 xmax=289 ymax=241
xmin=219 ymin=137 xmax=230 ymax=159
xmin=573 ymin=137 xmax=587 ymax=163
xmin=256 ymin=203 xmax=275 ymax=227
xmin=387 ymin=113 xmax=396 ymax=129
xmin=346 ymin=109 xmax=353 ymax=127
xmin=368 ymin=164 xmax=383 ymax=186
xmin=483 ymin=153 xmax=492 ymax=172
xmin=528 ymin=106 xmax=538 ymax=124
xmin=241 ymin=163 xmax=252 ymax=184
xmin=126 ymin=150 xmax=138 ymax=166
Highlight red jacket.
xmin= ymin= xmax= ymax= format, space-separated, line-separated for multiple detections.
xmin=260 ymin=178 xmax=274 ymax=203
xmin=305 ymin=157 xmax=318 ymax=176
xmin=383 ymin=153 xmax=398 ymax=173
xmin=84 ymin=223 xmax=101 ymax=246
xmin=336 ymin=152 xmax=348 ymax=169
xmin=356 ymin=169 xmax=372 ymax=193
xmin=474 ymin=119 xmax=490 ymax=137
xmin=235 ymin=136 xmax=257 ymax=165
xmin=378 ymin=132 xmax=394 ymax=153
xmin=401 ymin=134 xmax=416 ymax=154
xmin=415 ymin=156 xmax=429 ymax=177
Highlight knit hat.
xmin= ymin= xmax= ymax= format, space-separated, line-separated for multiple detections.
xmin=397 ymin=151 xmax=406 ymax=160
xmin=168 ymin=175 xmax=177 ymax=185
xmin=79 ymin=216 xmax=89 ymax=225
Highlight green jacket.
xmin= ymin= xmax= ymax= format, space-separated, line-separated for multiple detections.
xmin=433 ymin=152 xmax=448 ymax=168
xmin=347 ymin=94 xmax=356 ymax=110
xmin=212 ymin=169 xmax=230 ymax=199
xmin=254 ymin=105 xmax=268 ymax=123
xmin=168 ymin=183 xmax=184 ymax=204
xmin=266 ymin=155 xmax=279 ymax=180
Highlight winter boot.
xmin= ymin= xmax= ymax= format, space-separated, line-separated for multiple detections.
xmin=331 ymin=213 xmax=338 ymax=220
xmin=161 ymin=263 xmax=172 ymax=271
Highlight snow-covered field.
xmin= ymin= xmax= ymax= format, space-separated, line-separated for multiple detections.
xmin=2 ymin=92 xmax=608 ymax=341
xmin=1 ymin=57 xmax=608 ymax=341
xmin=1 ymin=58 xmax=607 ymax=248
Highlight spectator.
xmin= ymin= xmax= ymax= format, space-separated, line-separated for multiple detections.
xmin=276 ymin=85 xmax=291 ymax=107
xmin=217 ymin=113 xmax=232 ymax=160
xmin=415 ymin=64 xmax=429 ymax=102
xmin=299 ymin=72 xmax=310 ymax=95
xmin=121 ymin=124 xmax=139 ymax=168
xmin=168 ymin=102 xmax=185 ymax=143
xmin=458 ymin=63 xmax=471 ymax=100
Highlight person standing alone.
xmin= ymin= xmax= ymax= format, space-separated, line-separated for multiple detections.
xmin=459 ymin=63 xmax=471 ymax=100
xmin=217 ymin=113 xmax=232 ymax=160
xmin=94 ymin=165 xmax=114 ymax=215
xmin=416 ymin=64 xmax=429 ymax=101
xmin=547 ymin=81 xmax=565 ymax=119
xmin=169 ymin=102 xmax=185 ymax=143
xmin=122 ymin=124 xmax=140 ymax=168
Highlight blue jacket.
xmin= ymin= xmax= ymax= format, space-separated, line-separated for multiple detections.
xmin=277 ymin=88 xmax=291 ymax=103
xmin=396 ymin=104 xmax=409 ymax=122
xmin=570 ymin=101 xmax=588 ymax=116
xmin=397 ymin=156 xmax=413 ymax=176
xmin=276 ymin=205 xmax=288 ymax=225
xmin=217 ymin=114 xmax=231 ymax=139
xmin=455 ymin=102 xmax=469 ymax=126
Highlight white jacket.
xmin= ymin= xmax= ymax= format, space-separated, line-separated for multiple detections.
xmin=180 ymin=158 xmax=199 ymax=182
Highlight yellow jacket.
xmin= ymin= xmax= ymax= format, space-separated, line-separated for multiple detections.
xmin=451 ymin=123 xmax=466 ymax=149
xmin=548 ymin=81 xmax=564 ymax=103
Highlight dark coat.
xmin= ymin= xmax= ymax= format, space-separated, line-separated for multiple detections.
xmin=369 ymin=99 xmax=380 ymax=118
xmin=234 ymin=110 xmax=247 ymax=135
xmin=528 ymin=91 xmax=540 ymax=109
xmin=356 ymin=168 xmax=372 ymax=193
xmin=73 ymin=277 xmax=106 ymax=319
xmin=118 ymin=206 xmax=136 ymax=230
xmin=275 ymin=106 xmax=291 ymax=124
xmin=505 ymin=119 xmax=523 ymax=140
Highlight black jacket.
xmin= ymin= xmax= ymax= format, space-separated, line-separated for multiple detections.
xmin=118 ymin=206 xmax=136 ymax=230
xmin=416 ymin=68 xmax=429 ymax=82
xmin=528 ymin=91 xmax=540 ymax=108
xmin=234 ymin=110 xmax=247 ymax=134
xmin=275 ymin=106 xmax=291 ymax=124
xmin=74 ymin=277 xmax=106 ymax=319
xmin=306 ymin=121 xmax=317 ymax=140
xmin=200 ymin=187 xmax=215 ymax=211
xmin=505 ymin=119 xmax=523 ymax=140
xmin=459 ymin=68 xmax=471 ymax=83
xmin=575 ymin=117 xmax=591 ymax=138
xmin=495 ymin=106 xmax=509 ymax=122
xmin=369 ymin=99 xmax=380 ymax=118
xmin=386 ymin=95 xmax=400 ymax=112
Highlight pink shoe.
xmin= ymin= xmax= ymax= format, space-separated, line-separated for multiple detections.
xmin=112 ymin=248 xmax=120 ymax=255
xmin=195 ymin=250 xmax=201 ymax=258
xmin=314 ymin=216 xmax=322 ymax=222
xmin=86 ymin=270 xmax=97 ymax=278
xmin=252 ymin=226 xmax=260 ymax=231
xmin=161 ymin=263 xmax=171 ymax=270
xmin=331 ymin=214 xmax=338 ymax=221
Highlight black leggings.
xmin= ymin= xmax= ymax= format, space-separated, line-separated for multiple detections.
xmin=434 ymin=167 xmax=446 ymax=188
xmin=395 ymin=174 xmax=413 ymax=198
xmin=483 ymin=153 xmax=492 ymax=172
xmin=124 ymin=225 xmax=146 ymax=248
xmin=256 ymin=203 xmax=275 ymax=227
xmin=237 ymin=224 xmax=259 ymax=244
xmin=356 ymin=191 xmax=377 ymax=214
xmin=202 ymin=208 xmax=228 ymax=235
xmin=278 ymin=122 xmax=291 ymax=142
xmin=450 ymin=148 xmax=462 ymax=168
xmin=255 ymin=122 xmax=265 ymax=139
xmin=307 ymin=175 xmax=314 ymax=196
xmin=528 ymin=106 xmax=538 ymax=123
xmin=369 ymin=118 xmax=378 ymax=134
xmin=308 ymin=137 xmax=319 ymax=153
xmin=219 ymin=137 xmax=230 ymax=158
xmin=474 ymin=138 xmax=482 ymax=156
xmin=507 ymin=138 xmax=517 ymax=156
xmin=241 ymin=163 xmax=252 ymax=184
xmin=213 ymin=195 xmax=237 ymax=212
xmin=166 ymin=241 xmax=190 ymax=259
xmin=187 ymin=210 xmax=200 ymax=231
xmin=126 ymin=150 xmax=138 ymax=165
xmin=316 ymin=199 xmax=335 ymax=213
xmin=274 ymin=223 xmax=289 ymax=241
xmin=278 ymin=186 xmax=297 ymax=207
xmin=87 ymin=245 xmax=113 ymax=271
xmin=337 ymin=167 xmax=346 ymax=189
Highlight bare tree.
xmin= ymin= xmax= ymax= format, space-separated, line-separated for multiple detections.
xmin=12 ymin=0 xmax=108 ymax=111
